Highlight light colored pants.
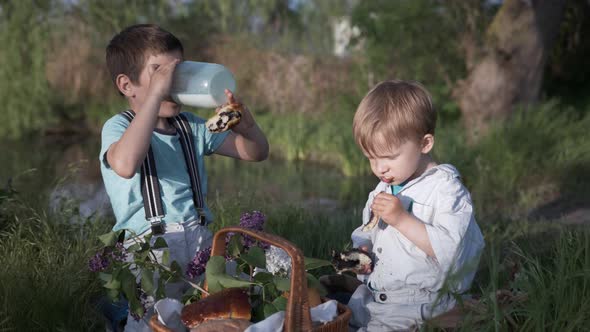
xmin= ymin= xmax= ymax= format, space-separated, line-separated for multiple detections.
xmin=123 ymin=220 xmax=212 ymax=332
xmin=348 ymin=285 xmax=455 ymax=332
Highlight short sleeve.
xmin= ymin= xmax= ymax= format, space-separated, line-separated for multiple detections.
xmin=203 ymin=128 xmax=229 ymax=155
xmin=100 ymin=114 xmax=129 ymax=168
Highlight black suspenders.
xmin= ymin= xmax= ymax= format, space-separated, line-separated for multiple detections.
xmin=119 ymin=110 xmax=207 ymax=235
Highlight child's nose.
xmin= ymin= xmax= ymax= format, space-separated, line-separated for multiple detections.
xmin=376 ymin=160 xmax=388 ymax=173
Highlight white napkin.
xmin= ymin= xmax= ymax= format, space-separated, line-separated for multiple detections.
xmin=245 ymin=300 xmax=339 ymax=332
xmin=154 ymin=298 xmax=185 ymax=332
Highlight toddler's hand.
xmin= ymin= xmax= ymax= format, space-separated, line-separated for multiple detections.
xmin=219 ymin=89 xmax=256 ymax=133
xmin=148 ymin=59 xmax=180 ymax=100
xmin=371 ymin=192 xmax=408 ymax=227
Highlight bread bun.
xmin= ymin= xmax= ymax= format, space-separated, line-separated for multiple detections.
xmin=189 ymin=318 xmax=252 ymax=332
xmin=181 ymin=287 xmax=251 ymax=328
xmin=206 ymin=103 xmax=243 ymax=133
xmin=361 ymin=213 xmax=380 ymax=232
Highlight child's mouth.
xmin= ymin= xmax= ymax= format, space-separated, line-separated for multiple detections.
xmin=381 ymin=177 xmax=393 ymax=183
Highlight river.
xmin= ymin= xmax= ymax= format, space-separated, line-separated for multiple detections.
xmin=0 ymin=135 xmax=375 ymax=220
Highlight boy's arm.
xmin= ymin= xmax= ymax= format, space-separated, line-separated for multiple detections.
xmin=107 ymin=60 xmax=179 ymax=178
xmin=214 ymin=90 xmax=269 ymax=161
xmin=372 ymin=192 xmax=436 ymax=258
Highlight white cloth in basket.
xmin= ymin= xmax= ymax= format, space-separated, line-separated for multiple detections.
xmin=245 ymin=299 xmax=339 ymax=332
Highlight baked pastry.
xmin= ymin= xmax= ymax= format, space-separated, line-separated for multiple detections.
xmin=206 ymin=103 xmax=243 ymax=133
xmin=181 ymin=287 xmax=251 ymax=329
xmin=361 ymin=212 xmax=380 ymax=232
xmin=189 ymin=319 xmax=252 ymax=332
xmin=331 ymin=248 xmax=373 ymax=274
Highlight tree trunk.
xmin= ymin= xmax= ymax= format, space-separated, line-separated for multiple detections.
xmin=453 ymin=0 xmax=566 ymax=138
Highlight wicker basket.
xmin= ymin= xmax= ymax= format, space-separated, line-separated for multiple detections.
xmin=150 ymin=226 xmax=351 ymax=332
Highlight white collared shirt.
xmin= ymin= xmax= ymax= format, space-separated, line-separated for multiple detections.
xmin=352 ymin=164 xmax=485 ymax=294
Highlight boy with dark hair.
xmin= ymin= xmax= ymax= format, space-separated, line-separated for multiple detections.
xmin=101 ymin=24 xmax=268 ymax=331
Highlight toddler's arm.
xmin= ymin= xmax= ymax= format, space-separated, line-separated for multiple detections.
xmin=372 ymin=192 xmax=436 ymax=257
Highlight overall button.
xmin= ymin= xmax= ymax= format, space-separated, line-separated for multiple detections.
xmin=379 ymin=293 xmax=387 ymax=301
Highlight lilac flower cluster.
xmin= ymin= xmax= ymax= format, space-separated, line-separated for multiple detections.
xmin=88 ymin=242 xmax=128 ymax=272
xmin=186 ymin=211 xmax=269 ymax=278
xmin=186 ymin=246 xmax=212 ymax=279
xmin=238 ymin=210 xmax=269 ymax=250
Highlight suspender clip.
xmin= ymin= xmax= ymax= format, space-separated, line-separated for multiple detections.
xmin=196 ymin=208 xmax=207 ymax=226
xmin=148 ymin=216 xmax=165 ymax=235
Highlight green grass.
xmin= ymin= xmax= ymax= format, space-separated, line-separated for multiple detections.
xmin=0 ymin=100 xmax=588 ymax=331
xmin=1 ymin=185 xmax=589 ymax=331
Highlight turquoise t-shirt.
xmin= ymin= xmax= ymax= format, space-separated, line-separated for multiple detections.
xmin=391 ymin=181 xmax=413 ymax=212
xmin=99 ymin=112 xmax=229 ymax=235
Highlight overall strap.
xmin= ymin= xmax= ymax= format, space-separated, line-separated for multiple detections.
xmin=119 ymin=110 xmax=165 ymax=224
xmin=168 ymin=114 xmax=205 ymax=211
xmin=119 ymin=110 xmax=207 ymax=233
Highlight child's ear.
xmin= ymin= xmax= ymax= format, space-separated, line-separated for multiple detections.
xmin=421 ymin=134 xmax=434 ymax=154
xmin=115 ymin=74 xmax=134 ymax=97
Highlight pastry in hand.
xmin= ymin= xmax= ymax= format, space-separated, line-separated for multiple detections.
xmin=206 ymin=103 xmax=243 ymax=133
xmin=361 ymin=212 xmax=380 ymax=232
xmin=331 ymin=248 xmax=373 ymax=275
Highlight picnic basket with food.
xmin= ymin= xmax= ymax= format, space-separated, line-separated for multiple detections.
xmin=150 ymin=226 xmax=352 ymax=331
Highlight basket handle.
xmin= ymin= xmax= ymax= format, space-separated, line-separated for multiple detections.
xmin=211 ymin=226 xmax=312 ymax=332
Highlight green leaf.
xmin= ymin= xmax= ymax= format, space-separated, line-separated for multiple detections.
xmin=126 ymin=243 xmax=141 ymax=253
xmin=272 ymin=296 xmax=287 ymax=312
xmin=253 ymin=271 xmax=274 ymax=283
xmin=206 ymin=256 xmax=253 ymax=294
xmin=117 ymin=230 xmax=126 ymax=243
xmin=141 ymin=269 xmax=154 ymax=295
xmin=304 ymin=257 xmax=332 ymax=271
xmin=227 ymin=234 xmax=243 ymax=258
xmin=134 ymin=250 xmax=149 ymax=263
xmin=306 ymin=273 xmax=327 ymax=296
xmin=107 ymin=289 xmax=120 ymax=302
xmin=263 ymin=303 xmax=279 ymax=318
xmin=156 ymin=277 xmax=166 ymax=300
xmin=104 ymin=277 xmax=121 ymax=290
xmin=263 ymin=296 xmax=287 ymax=318
xmin=241 ymin=246 xmax=266 ymax=269
xmin=169 ymin=261 xmax=183 ymax=283
xmin=120 ymin=269 xmax=141 ymax=317
xmin=152 ymin=237 xmax=168 ymax=249
xmin=252 ymin=303 xmax=265 ymax=322
xmin=99 ymin=272 xmax=112 ymax=283
xmin=273 ymin=276 xmax=291 ymax=292
xmin=98 ymin=231 xmax=119 ymax=247
xmin=161 ymin=249 xmax=170 ymax=266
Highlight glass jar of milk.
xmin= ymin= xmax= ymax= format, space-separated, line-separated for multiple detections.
xmin=170 ymin=61 xmax=237 ymax=108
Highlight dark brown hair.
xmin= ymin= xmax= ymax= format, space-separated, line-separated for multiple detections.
xmin=106 ymin=24 xmax=183 ymax=86
xmin=353 ymin=80 xmax=436 ymax=156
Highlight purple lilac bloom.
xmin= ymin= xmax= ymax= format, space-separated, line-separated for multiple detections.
xmin=239 ymin=211 xmax=270 ymax=250
xmin=88 ymin=250 xmax=110 ymax=272
xmin=239 ymin=211 xmax=266 ymax=230
xmin=187 ymin=246 xmax=212 ymax=279
xmin=110 ymin=242 xmax=128 ymax=262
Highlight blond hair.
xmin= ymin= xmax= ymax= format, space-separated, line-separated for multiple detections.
xmin=352 ymin=80 xmax=436 ymax=156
